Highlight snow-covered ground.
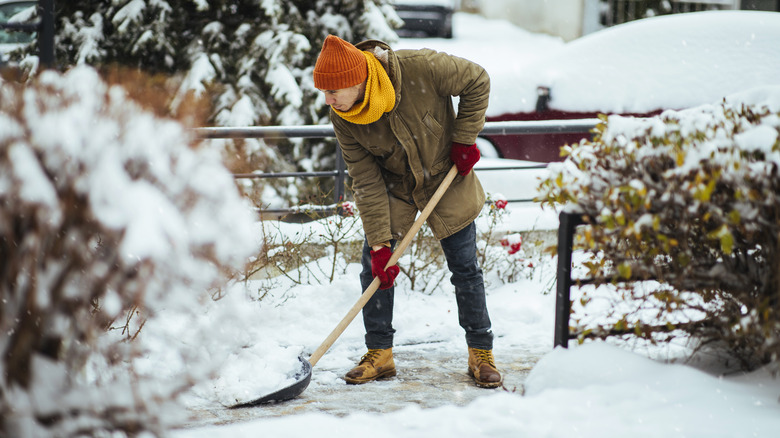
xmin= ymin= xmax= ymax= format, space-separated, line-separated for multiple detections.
xmin=162 ymin=10 xmax=780 ymax=437
xmin=168 ymin=181 xmax=780 ymax=437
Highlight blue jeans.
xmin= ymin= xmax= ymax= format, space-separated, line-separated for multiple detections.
xmin=359 ymin=221 xmax=494 ymax=350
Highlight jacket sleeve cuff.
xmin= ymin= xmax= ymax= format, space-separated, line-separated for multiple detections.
xmin=367 ymin=234 xmax=394 ymax=248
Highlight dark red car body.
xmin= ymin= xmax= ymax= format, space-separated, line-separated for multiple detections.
xmin=482 ymin=109 xmax=661 ymax=163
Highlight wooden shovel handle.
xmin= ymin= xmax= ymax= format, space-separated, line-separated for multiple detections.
xmin=308 ymin=165 xmax=459 ymax=367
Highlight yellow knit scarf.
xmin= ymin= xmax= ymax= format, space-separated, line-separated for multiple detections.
xmin=333 ymin=51 xmax=395 ymax=125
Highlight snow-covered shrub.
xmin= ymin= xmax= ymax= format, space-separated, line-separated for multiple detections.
xmin=476 ymin=196 xmax=537 ymax=287
xmin=398 ymin=223 xmax=448 ymax=294
xmin=0 ymin=66 xmax=257 ymax=436
xmin=244 ymin=201 xmax=363 ymax=290
xmin=538 ymin=92 xmax=780 ymax=369
xmin=392 ymin=197 xmax=544 ymax=294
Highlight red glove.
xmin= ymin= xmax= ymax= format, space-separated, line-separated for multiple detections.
xmin=370 ymin=246 xmax=400 ymax=290
xmin=450 ymin=142 xmax=480 ymax=176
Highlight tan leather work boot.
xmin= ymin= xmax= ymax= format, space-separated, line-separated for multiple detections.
xmin=468 ymin=347 xmax=503 ymax=388
xmin=344 ymin=348 xmax=396 ymax=384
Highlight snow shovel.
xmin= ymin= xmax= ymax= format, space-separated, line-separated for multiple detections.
xmin=232 ymin=164 xmax=459 ymax=407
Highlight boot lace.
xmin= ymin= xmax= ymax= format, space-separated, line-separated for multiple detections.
xmin=359 ymin=349 xmax=384 ymax=365
xmin=472 ymin=348 xmax=496 ymax=367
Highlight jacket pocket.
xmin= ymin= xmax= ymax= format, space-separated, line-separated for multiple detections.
xmin=422 ymin=112 xmax=443 ymax=139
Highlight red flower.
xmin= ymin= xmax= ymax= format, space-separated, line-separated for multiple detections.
xmin=341 ymin=201 xmax=356 ymax=217
xmin=499 ymin=234 xmax=522 ymax=255
xmin=494 ymin=199 xmax=508 ymax=210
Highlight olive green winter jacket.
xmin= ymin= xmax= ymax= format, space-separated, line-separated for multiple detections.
xmin=331 ymin=39 xmax=489 ymax=247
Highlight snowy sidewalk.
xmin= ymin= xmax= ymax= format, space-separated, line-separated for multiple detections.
xmin=181 ymin=342 xmax=542 ymax=428
xmin=172 ymin=202 xmax=560 ymax=429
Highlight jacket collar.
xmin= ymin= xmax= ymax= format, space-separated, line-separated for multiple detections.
xmin=355 ymin=39 xmax=401 ymax=111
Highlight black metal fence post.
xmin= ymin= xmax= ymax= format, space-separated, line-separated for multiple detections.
xmin=554 ymin=211 xmax=585 ymax=348
xmin=39 ymin=0 xmax=55 ymax=69
xmin=334 ymin=152 xmax=346 ymax=205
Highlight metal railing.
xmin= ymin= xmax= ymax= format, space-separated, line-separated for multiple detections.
xmin=194 ymin=118 xmax=599 ymax=217
xmin=195 ymin=119 xmax=599 ymax=140
xmin=195 ymin=119 xmax=599 ymax=215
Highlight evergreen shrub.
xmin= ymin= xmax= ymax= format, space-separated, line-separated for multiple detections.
xmin=14 ymin=0 xmax=402 ymax=210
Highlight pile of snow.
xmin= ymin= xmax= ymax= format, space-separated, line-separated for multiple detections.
xmin=393 ymin=12 xmax=565 ymax=116
xmin=395 ymin=11 xmax=780 ymax=117
xmin=531 ymin=11 xmax=780 ymax=114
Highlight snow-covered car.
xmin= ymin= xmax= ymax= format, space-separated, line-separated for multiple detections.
xmin=393 ymin=0 xmax=458 ymax=38
xmin=481 ymin=11 xmax=780 ymax=162
xmin=0 ymin=0 xmax=36 ymax=65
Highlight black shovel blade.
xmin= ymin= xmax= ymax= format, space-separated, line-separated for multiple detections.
xmin=230 ymin=355 xmax=312 ymax=408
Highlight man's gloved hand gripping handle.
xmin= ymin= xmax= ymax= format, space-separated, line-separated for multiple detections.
xmin=450 ymin=142 xmax=480 ymax=176
xmin=370 ymin=246 xmax=399 ymax=289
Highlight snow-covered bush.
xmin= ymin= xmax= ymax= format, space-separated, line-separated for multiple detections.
xmin=477 ymin=196 xmax=537 ymax=287
xmin=0 ymin=66 xmax=257 ymax=436
xmin=242 ymin=196 xmax=543 ymax=297
xmin=538 ymin=90 xmax=780 ymax=369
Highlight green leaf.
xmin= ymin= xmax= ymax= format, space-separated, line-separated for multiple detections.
xmin=720 ymin=231 xmax=734 ymax=255
xmin=707 ymin=224 xmax=734 ymax=255
xmin=617 ymin=263 xmax=632 ymax=280
xmin=728 ymin=209 xmax=741 ymax=225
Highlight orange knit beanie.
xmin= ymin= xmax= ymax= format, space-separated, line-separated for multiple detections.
xmin=313 ymin=35 xmax=368 ymax=90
